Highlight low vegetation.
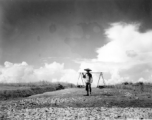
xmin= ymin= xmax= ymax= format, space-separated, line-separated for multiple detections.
xmin=104 ymin=82 xmax=152 ymax=93
xmin=1 ymin=81 xmax=152 ymax=101
xmin=0 ymin=81 xmax=76 ymax=100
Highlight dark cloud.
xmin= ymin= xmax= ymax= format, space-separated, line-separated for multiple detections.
xmin=2 ymin=0 xmax=152 ymax=28
xmin=64 ymin=37 xmax=77 ymax=48
xmin=1 ymin=0 xmax=76 ymax=23
xmin=78 ymin=22 xmax=103 ymax=36
xmin=37 ymin=36 xmax=41 ymax=41
xmin=114 ymin=0 xmax=152 ymax=32
xmin=63 ymin=22 xmax=107 ymax=58
xmin=1 ymin=0 xmax=76 ymax=39
xmin=49 ymin=24 xmax=57 ymax=33
xmin=1 ymin=0 xmax=152 ymax=65
xmin=76 ymin=0 xmax=152 ymax=32
xmin=1 ymin=0 xmax=152 ymax=39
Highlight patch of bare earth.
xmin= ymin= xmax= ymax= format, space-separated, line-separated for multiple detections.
xmin=1 ymin=88 xmax=152 ymax=119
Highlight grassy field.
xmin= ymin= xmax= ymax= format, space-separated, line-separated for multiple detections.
xmin=105 ymin=82 xmax=152 ymax=93
xmin=0 ymin=81 xmax=76 ymax=101
xmin=1 ymin=81 xmax=152 ymax=102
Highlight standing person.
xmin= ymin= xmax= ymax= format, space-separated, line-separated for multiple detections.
xmin=82 ymin=68 xmax=93 ymax=96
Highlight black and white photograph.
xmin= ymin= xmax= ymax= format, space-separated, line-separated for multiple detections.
xmin=1 ymin=0 xmax=152 ymax=119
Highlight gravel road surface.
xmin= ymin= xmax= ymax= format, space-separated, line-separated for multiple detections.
xmin=1 ymin=88 xmax=152 ymax=120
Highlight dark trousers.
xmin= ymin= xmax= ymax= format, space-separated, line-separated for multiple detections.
xmin=86 ymin=83 xmax=91 ymax=93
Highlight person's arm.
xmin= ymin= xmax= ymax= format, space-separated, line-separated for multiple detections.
xmin=82 ymin=73 xmax=86 ymax=78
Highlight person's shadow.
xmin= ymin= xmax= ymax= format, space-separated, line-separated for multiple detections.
xmin=83 ymin=94 xmax=90 ymax=96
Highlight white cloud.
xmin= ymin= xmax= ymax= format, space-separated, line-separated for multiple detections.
xmin=0 ymin=61 xmax=78 ymax=84
xmin=96 ymin=23 xmax=152 ymax=63
xmin=0 ymin=61 xmax=35 ymax=83
xmin=1 ymin=23 xmax=152 ymax=85
xmin=79 ymin=22 xmax=152 ymax=84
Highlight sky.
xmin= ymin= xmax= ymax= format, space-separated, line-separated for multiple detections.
xmin=0 ymin=0 xmax=152 ymax=85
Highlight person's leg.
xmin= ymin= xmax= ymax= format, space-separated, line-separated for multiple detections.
xmin=86 ymin=83 xmax=89 ymax=95
xmin=86 ymin=83 xmax=88 ymax=91
xmin=90 ymin=83 xmax=91 ymax=94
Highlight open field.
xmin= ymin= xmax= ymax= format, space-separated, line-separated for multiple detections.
xmin=0 ymin=81 xmax=76 ymax=101
xmin=1 ymin=82 xmax=152 ymax=119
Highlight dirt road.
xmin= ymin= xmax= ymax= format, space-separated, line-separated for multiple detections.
xmin=1 ymin=88 xmax=152 ymax=119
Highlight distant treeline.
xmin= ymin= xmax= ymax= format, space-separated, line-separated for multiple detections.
xmin=0 ymin=81 xmax=76 ymax=100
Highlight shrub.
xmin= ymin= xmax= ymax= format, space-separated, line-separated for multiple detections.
xmin=123 ymin=82 xmax=129 ymax=85
xmin=56 ymin=84 xmax=65 ymax=90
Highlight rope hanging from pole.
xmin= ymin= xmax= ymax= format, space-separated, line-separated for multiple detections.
xmin=101 ymin=73 xmax=106 ymax=86
xmin=97 ymin=72 xmax=102 ymax=88
xmin=80 ymin=73 xmax=85 ymax=85
xmin=77 ymin=73 xmax=85 ymax=88
xmin=97 ymin=72 xmax=105 ymax=88
xmin=77 ymin=73 xmax=81 ymax=86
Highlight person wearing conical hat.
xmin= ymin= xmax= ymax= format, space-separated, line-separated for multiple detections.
xmin=82 ymin=68 xmax=93 ymax=96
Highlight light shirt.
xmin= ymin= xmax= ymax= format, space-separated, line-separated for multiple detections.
xmin=85 ymin=73 xmax=93 ymax=83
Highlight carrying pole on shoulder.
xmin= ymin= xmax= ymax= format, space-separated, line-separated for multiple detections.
xmin=78 ymin=71 xmax=105 ymax=88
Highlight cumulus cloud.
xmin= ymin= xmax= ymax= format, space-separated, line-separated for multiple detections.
xmin=2 ymin=22 xmax=152 ymax=85
xmin=0 ymin=61 xmax=78 ymax=84
xmin=79 ymin=22 xmax=152 ymax=84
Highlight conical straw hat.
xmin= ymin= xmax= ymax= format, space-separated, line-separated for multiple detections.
xmin=84 ymin=68 xmax=92 ymax=71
